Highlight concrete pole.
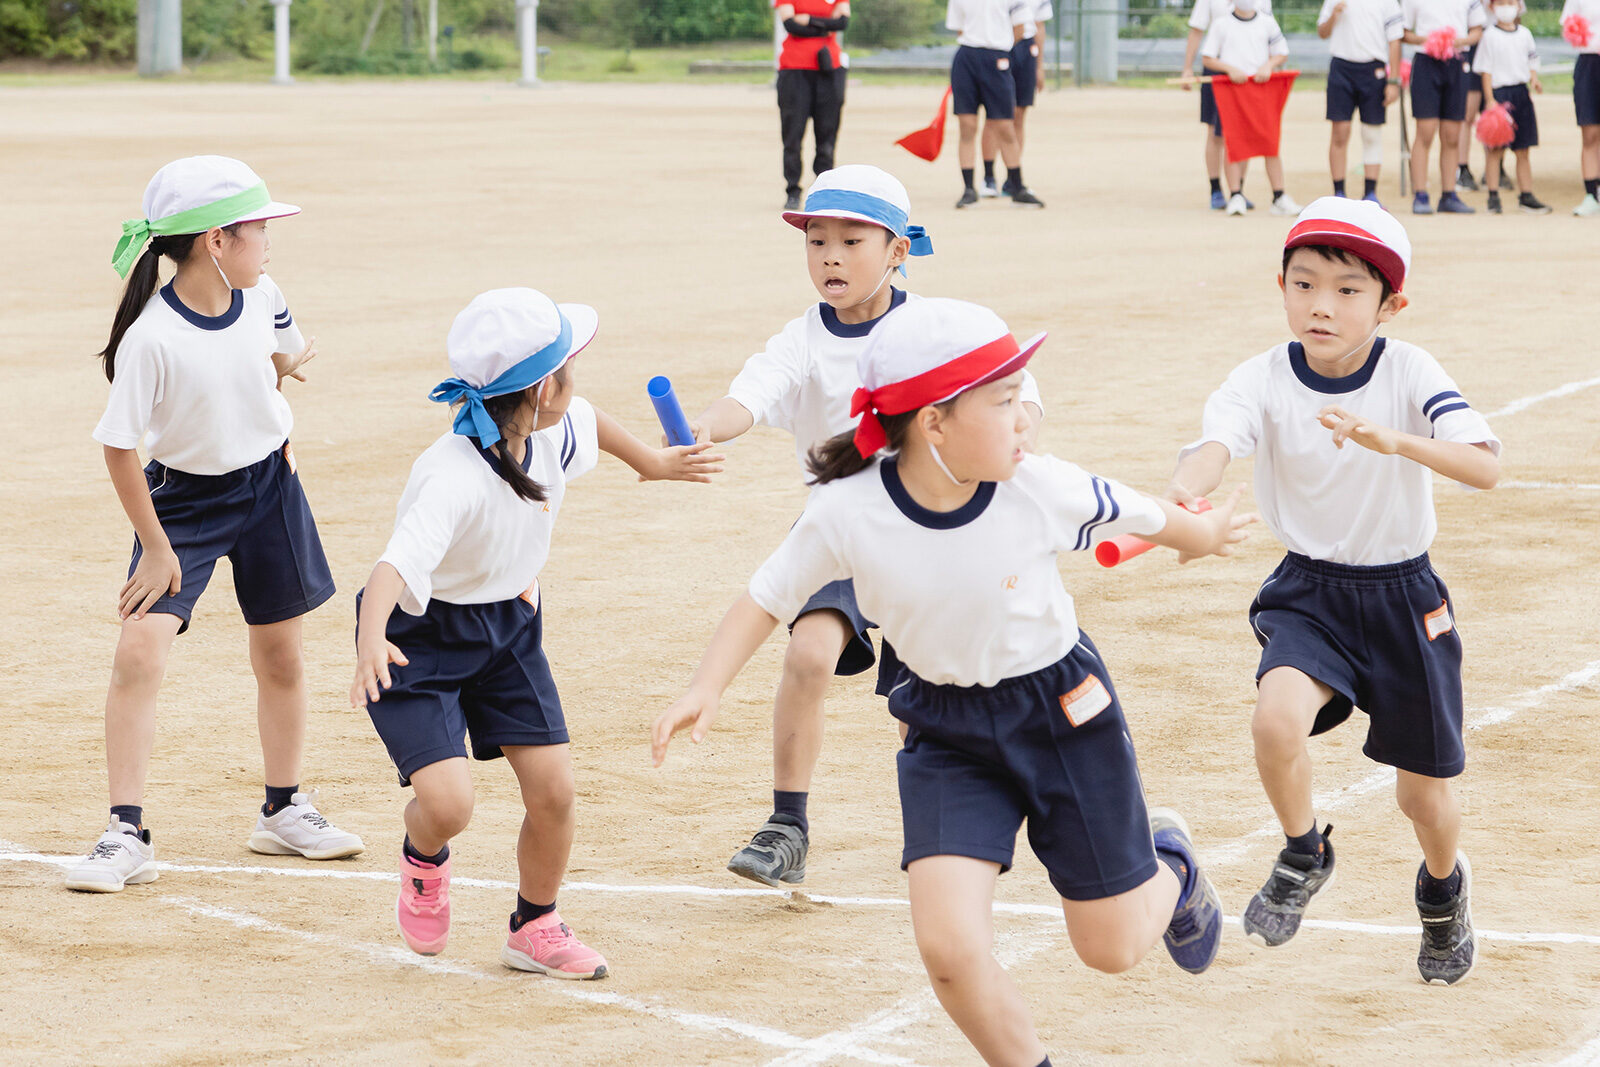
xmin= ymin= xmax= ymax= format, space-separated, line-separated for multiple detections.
xmin=516 ymin=0 xmax=540 ymax=86
xmin=270 ymin=0 xmax=293 ymax=84
xmin=427 ymin=0 xmax=437 ymax=65
xmin=137 ymin=0 xmax=182 ymax=76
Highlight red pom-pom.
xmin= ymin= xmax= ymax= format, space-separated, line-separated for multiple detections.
xmin=1476 ymin=102 xmax=1516 ymax=148
xmin=1399 ymin=57 xmax=1412 ymax=86
xmin=1563 ymin=14 xmax=1592 ymax=48
xmin=1423 ymin=27 xmax=1459 ymax=60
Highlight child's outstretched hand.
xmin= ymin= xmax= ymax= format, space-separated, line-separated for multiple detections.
xmin=638 ymin=441 xmax=726 ymax=483
xmin=651 ymin=690 xmax=719 ymax=766
xmin=1317 ymin=405 xmax=1401 ymax=454
xmin=272 ymin=335 xmax=318 ymax=386
xmin=351 ymin=637 xmax=409 ymax=708
xmin=120 ymin=545 xmax=182 ymax=620
xmin=1176 ymin=484 xmax=1257 ymax=564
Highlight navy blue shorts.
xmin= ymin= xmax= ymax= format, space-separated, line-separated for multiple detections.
xmin=1574 ymin=53 xmax=1600 ymax=126
xmin=131 ymin=443 xmax=334 ymax=634
xmin=890 ymin=634 xmax=1160 ymax=901
xmin=1250 ymin=553 xmax=1465 ymax=778
xmin=1010 ymin=38 xmax=1040 ymax=108
xmin=1200 ymin=81 xmax=1222 ymax=133
xmin=1410 ymin=52 xmax=1469 ymax=121
xmin=952 ymin=45 xmax=1017 ymax=119
xmin=1327 ymin=57 xmax=1389 ymax=124
xmin=1492 ymin=83 xmax=1539 ymax=150
xmin=793 ymin=579 xmax=876 ymax=676
xmin=360 ymin=593 xmax=568 ymax=786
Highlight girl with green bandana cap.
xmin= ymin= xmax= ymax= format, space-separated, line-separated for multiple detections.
xmin=66 ymin=155 xmax=365 ymax=894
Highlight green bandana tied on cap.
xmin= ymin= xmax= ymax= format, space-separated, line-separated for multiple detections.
xmin=111 ymin=181 xmax=272 ymax=279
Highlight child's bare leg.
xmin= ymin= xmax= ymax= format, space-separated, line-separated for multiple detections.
xmin=1329 ymin=120 xmax=1352 ymax=184
xmin=504 ymin=744 xmax=576 ymax=904
xmin=1225 ymin=159 xmax=1245 ymax=192
xmin=1411 ymin=118 xmax=1439 ymax=194
xmin=105 ymin=613 xmax=184 ymax=806
xmin=1582 ymin=125 xmax=1600 ymax=180
xmin=1013 ymin=106 xmax=1030 ymax=154
xmin=1396 ymin=769 xmax=1461 ymax=878
xmin=980 ymin=118 xmax=998 ymax=175
xmin=1264 ymin=155 xmax=1285 ymax=191
xmin=774 ymin=610 xmax=851 ymax=793
xmin=1515 ymin=149 xmax=1532 ymax=193
xmin=990 ymin=118 xmax=1022 ymax=169
xmin=1485 ymin=148 xmax=1502 ymax=191
xmin=1206 ymin=128 xmax=1224 ymax=180
xmin=909 ymin=856 xmax=1047 ymax=1067
xmin=405 ymin=757 xmax=475 ymax=855
xmin=1438 ymin=120 xmax=1463 ymax=191
xmin=1458 ymin=95 xmax=1479 ymax=167
xmin=1252 ymin=667 xmax=1331 ymax=837
xmin=1061 ymin=865 xmax=1181 ymax=974
xmin=249 ymin=616 xmax=307 ymax=790
xmin=957 ymin=114 xmax=981 ymax=169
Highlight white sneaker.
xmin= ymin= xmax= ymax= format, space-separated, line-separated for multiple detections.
xmin=1225 ymin=193 xmax=1248 ymax=216
xmin=1575 ymin=194 xmax=1600 ymax=217
xmin=65 ymin=819 xmax=158 ymax=892
xmin=248 ymin=789 xmax=365 ymax=860
xmin=1270 ymin=192 xmax=1303 ymax=215
xmin=979 ymin=178 xmax=1000 ymax=198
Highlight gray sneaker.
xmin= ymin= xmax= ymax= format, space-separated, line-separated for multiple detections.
xmin=1417 ymin=852 xmax=1476 ymax=985
xmin=1241 ymin=826 xmax=1336 ymax=947
xmin=727 ymin=818 xmax=807 ymax=887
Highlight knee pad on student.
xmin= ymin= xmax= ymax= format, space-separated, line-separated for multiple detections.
xmin=1361 ymin=123 xmax=1383 ymax=166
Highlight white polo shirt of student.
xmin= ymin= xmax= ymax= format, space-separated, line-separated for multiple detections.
xmin=1318 ymin=0 xmax=1404 ymax=63
xmin=1560 ymin=0 xmax=1600 ymax=54
xmin=379 ymin=396 xmax=600 ymax=615
xmin=93 ymin=273 xmax=305 ymax=476
xmin=1402 ymin=0 xmax=1485 ymax=41
xmin=1473 ymin=22 xmax=1538 ymax=86
xmin=1190 ymin=0 xmax=1274 ymax=34
xmin=1182 ymin=338 xmax=1499 ymax=566
xmin=727 ymin=290 xmax=1043 ymax=476
xmin=1021 ymin=1 xmax=1054 ymax=39
xmin=747 ymin=453 xmax=1166 ymax=687
xmin=1203 ymin=10 xmax=1290 ymax=73
xmin=947 ymin=0 xmax=1030 ymax=50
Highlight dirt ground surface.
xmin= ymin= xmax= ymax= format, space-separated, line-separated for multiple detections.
xmin=2 ymin=78 xmax=1597 ymax=1066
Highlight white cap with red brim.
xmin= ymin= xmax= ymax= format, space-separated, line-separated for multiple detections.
xmin=1284 ymin=195 xmax=1412 ymax=294
xmin=850 ymin=298 xmax=1045 ymax=458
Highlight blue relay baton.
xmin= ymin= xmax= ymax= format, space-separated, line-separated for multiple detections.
xmin=648 ymin=376 xmax=697 ymax=447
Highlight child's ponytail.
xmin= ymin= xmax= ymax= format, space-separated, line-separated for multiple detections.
xmin=805 ymin=409 xmax=922 ymax=485
xmin=98 ymin=232 xmax=204 ymax=382
xmin=481 ymin=389 xmax=551 ymax=503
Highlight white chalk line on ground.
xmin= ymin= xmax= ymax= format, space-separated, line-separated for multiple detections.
xmin=1497 ymin=480 xmax=1600 ymax=492
xmin=1486 ymin=374 xmax=1600 ymax=419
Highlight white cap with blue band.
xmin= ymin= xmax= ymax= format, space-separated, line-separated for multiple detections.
xmin=781 ymin=164 xmax=933 ymax=274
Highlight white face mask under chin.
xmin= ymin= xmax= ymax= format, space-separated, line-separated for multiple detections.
xmin=1313 ymin=321 xmax=1381 ymax=364
xmin=926 ymin=441 xmax=972 ymax=487
xmin=210 ymin=254 xmax=234 ymax=292
xmin=846 ymin=265 xmax=896 ymax=310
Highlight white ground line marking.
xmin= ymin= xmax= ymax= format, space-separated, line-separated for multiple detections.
xmin=1498 ymin=481 xmax=1600 ymax=492
xmin=1555 ymin=1031 xmax=1600 ymax=1067
xmin=1487 ymin=374 xmax=1600 ymax=419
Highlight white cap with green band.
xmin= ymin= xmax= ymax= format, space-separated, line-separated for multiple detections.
xmin=112 ymin=155 xmax=300 ymax=278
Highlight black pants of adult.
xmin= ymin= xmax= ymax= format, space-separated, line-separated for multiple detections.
xmin=778 ymin=68 xmax=846 ymax=196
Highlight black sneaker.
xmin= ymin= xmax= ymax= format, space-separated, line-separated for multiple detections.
xmin=1486 ymin=191 xmax=1502 ymax=214
xmin=1455 ymin=166 xmax=1479 ymax=192
xmin=1417 ymin=853 xmax=1476 ymax=985
xmin=955 ymin=187 xmax=979 ymax=209
xmin=784 ymin=192 xmax=802 ymax=212
xmin=1241 ymin=826 xmax=1336 ymax=947
xmin=727 ymin=818 xmax=808 ymax=887
xmin=1009 ymin=186 xmax=1046 ymax=208
xmin=1519 ymin=191 xmax=1553 ymax=215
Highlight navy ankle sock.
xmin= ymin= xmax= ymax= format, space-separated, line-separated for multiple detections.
xmin=1333 ymin=179 xmax=1346 ymax=196
xmin=1008 ymin=166 xmax=1024 ymax=189
xmin=510 ymin=895 xmax=557 ymax=932
xmin=961 ymin=167 xmax=975 ymax=191
xmin=773 ymin=791 xmax=809 ymax=835
xmin=1417 ymin=863 xmax=1462 ymax=905
xmin=110 ymin=805 xmax=143 ymax=832
xmin=1155 ymin=848 xmax=1191 ymax=908
xmin=1286 ymin=826 xmax=1324 ymax=861
xmin=1587 ymin=178 xmax=1599 ymax=197
xmin=263 ymin=784 xmax=298 ymax=817
xmin=403 ymin=836 xmax=449 ymax=867
xmin=1209 ymin=177 xmax=1222 ymax=194
xmin=983 ymin=159 xmax=996 ymax=182
xmin=1364 ymin=178 xmax=1378 ymax=196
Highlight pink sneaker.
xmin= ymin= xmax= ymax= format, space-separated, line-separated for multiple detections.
xmin=396 ymin=852 xmax=451 ymax=955
xmin=500 ymin=911 xmax=609 ymax=980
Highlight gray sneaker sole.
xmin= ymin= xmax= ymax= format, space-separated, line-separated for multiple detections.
xmin=727 ymin=856 xmax=806 ymax=888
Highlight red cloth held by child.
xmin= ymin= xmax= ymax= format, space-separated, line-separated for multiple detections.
xmin=1210 ymin=71 xmax=1298 ymax=164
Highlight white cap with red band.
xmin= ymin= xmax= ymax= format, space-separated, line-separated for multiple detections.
xmin=850 ymin=298 xmax=1046 ymax=458
xmin=1284 ymin=196 xmax=1412 ymax=293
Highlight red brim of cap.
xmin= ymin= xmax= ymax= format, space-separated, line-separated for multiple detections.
xmin=1284 ymin=224 xmax=1405 ymax=293
xmin=931 ymin=331 xmax=1047 ymax=403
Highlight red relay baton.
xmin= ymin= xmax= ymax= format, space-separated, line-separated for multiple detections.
xmin=1095 ymin=498 xmax=1212 ymax=568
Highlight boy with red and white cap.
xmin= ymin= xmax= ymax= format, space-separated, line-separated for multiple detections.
xmin=1166 ymin=197 xmax=1501 ymax=984
xmin=69 ymin=155 xmax=362 ymax=893
xmin=682 ymin=164 xmax=1043 ymax=890
xmin=352 ymin=288 xmax=719 ymax=977
xmin=656 ymin=297 xmax=1251 ymax=1067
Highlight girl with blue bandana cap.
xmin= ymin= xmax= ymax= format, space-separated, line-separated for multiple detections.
xmin=674 ymin=164 xmax=1046 ymax=891
xmin=67 ymin=155 xmax=363 ymax=897
xmin=350 ymin=287 xmax=719 ymax=978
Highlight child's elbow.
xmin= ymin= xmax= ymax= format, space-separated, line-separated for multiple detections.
xmin=1472 ymin=450 xmax=1501 ymax=490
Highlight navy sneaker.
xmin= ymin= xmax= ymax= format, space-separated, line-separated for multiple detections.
xmin=955 ymin=187 xmax=979 ymax=209
xmin=1243 ymin=194 xmax=1256 ymax=211
xmin=1241 ymin=826 xmax=1336 ymax=947
xmin=1150 ymin=808 xmax=1223 ymax=974
xmin=1210 ymin=189 xmax=1227 ymax=210
xmin=1417 ymin=853 xmax=1476 ymax=985
xmin=1438 ymin=191 xmax=1476 ymax=213
xmin=1412 ymin=192 xmax=1434 ymax=214
xmin=728 ymin=818 xmax=808 ymax=887
xmin=1362 ymin=191 xmax=1384 ymax=209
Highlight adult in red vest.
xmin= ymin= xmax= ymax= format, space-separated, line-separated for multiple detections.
xmin=776 ymin=1 xmax=852 ymax=210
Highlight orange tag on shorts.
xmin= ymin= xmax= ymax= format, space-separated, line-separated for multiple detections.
xmin=1423 ymin=600 xmax=1453 ymax=641
xmin=281 ymin=441 xmax=297 ymax=474
xmin=1060 ymin=676 xmax=1111 ymax=726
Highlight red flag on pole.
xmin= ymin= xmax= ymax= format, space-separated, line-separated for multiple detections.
xmin=896 ymin=87 xmax=953 ymax=162
xmin=1210 ymin=70 xmax=1297 ymax=164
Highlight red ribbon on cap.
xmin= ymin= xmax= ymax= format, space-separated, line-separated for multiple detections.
xmin=850 ymin=333 xmax=1022 ymax=458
